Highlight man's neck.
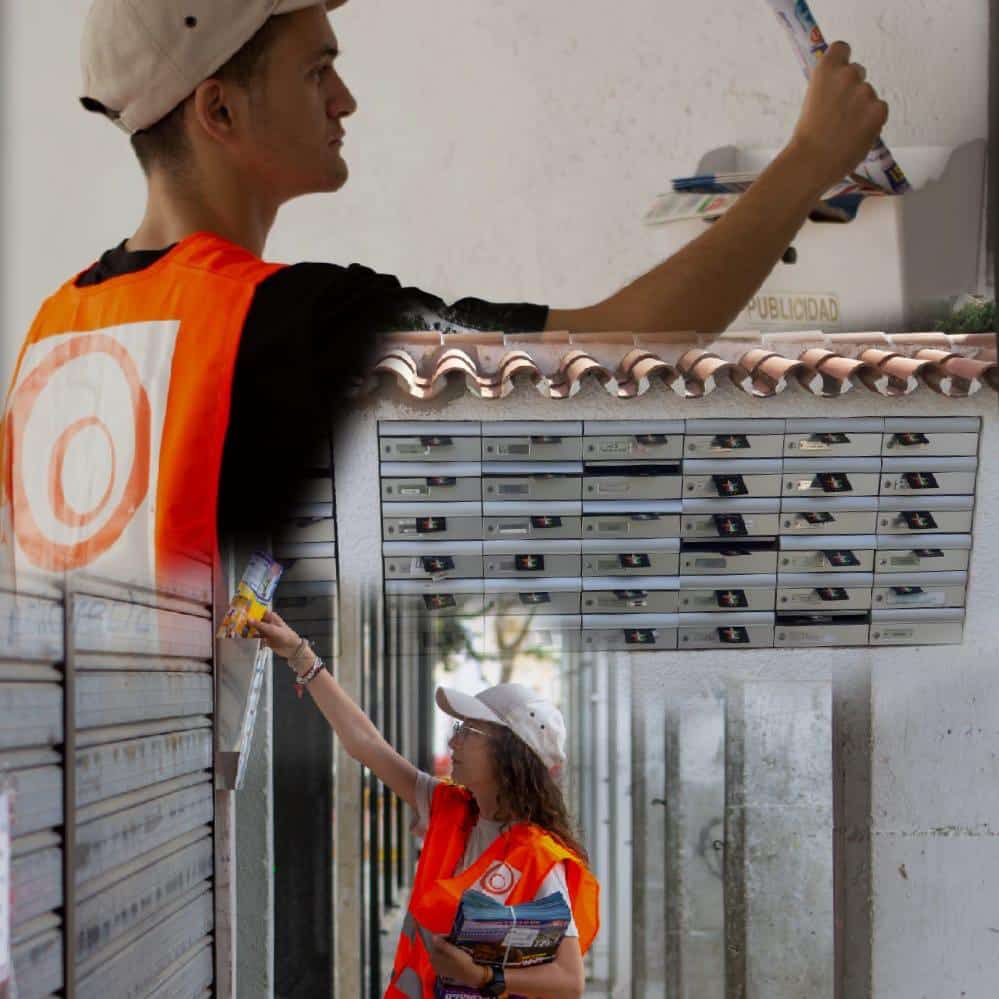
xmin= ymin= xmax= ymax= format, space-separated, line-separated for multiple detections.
xmin=128 ymin=167 xmax=278 ymax=257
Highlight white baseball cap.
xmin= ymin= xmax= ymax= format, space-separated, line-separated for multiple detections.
xmin=436 ymin=683 xmax=568 ymax=775
xmin=80 ymin=0 xmax=346 ymax=135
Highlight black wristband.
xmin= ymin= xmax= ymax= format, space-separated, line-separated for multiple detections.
xmin=481 ymin=965 xmax=506 ymax=997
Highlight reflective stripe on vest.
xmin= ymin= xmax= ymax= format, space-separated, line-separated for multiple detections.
xmin=385 ymin=781 xmax=600 ymax=998
xmin=0 ymin=231 xmax=284 ymax=601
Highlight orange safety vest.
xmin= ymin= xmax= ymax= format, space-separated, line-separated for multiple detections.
xmin=385 ymin=782 xmax=600 ymax=999
xmin=0 ymin=231 xmax=284 ymax=601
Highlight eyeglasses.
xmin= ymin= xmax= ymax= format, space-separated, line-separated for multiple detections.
xmin=451 ymin=721 xmax=489 ymax=743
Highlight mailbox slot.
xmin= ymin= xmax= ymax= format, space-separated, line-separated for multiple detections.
xmin=782 ymin=457 xmax=881 ymax=497
xmin=582 ymin=500 xmax=682 ymax=538
xmin=677 ymin=611 xmax=775 ymax=649
xmin=882 ymin=418 xmax=980 ymax=457
xmin=869 ymin=608 xmax=965 ymax=645
xmin=880 ymin=456 xmax=978 ymax=496
xmin=583 ymin=538 xmax=681 ymax=576
xmin=784 ymin=418 xmax=884 ymax=457
xmin=773 ymin=612 xmax=871 ymax=647
xmin=482 ymin=421 xmax=582 ymax=461
xmin=583 ymin=463 xmax=682 ymax=500
xmin=777 ymin=572 xmax=874 ymax=611
xmin=482 ymin=461 xmax=582 ymax=501
xmin=680 ymin=539 xmax=779 ymax=575
xmin=483 ymin=501 xmax=582 ymax=539
xmin=581 ymin=613 xmax=680 ymax=651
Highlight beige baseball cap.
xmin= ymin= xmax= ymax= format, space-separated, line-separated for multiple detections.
xmin=436 ymin=683 xmax=568 ymax=775
xmin=80 ymin=0 xmax=346 ymax=135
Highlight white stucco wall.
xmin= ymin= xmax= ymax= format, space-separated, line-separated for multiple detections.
xmin=0 ymin=1 xmax=989 ymax=391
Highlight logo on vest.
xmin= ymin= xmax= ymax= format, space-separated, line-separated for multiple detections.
xmin=3 ymin=322 xmax=178 ymax=579
xmin=475 ymin=861 xmax=522 ymax=900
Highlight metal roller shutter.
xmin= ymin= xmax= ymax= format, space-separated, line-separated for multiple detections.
xmin=5 ymin=576 xmax=216 ymax=998
xmin=4 ymin=581 xmax=66 ymax=999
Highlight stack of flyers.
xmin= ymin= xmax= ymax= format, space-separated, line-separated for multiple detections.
xmin=216 ymin=550 xmax=284 ymax=639
xmin=645 ymin=0 xmax=908 ymax=227
xmin=765 ymin=0 xmax=909 ymax=194
xmin=435 ymin=890 xmax=572 ymax=998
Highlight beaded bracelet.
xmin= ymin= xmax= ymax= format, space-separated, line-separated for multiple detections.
xmin=293 ymin=655 xmax=324 ymax=699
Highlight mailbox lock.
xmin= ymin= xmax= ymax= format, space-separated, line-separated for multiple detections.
xmin=781 ymin=245 xmax=798 ymax=264
xmin=875 ymin=594 xmax=883 ymax=602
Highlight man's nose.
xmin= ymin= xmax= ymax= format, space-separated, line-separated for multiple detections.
xmin=329 ymin=77 xmax=357 ymax=119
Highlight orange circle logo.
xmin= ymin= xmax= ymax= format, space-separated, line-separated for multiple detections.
xmin=481 ymin=862 xmax=514 ymax=896
xmin=6 ymin=333 xmax=151 ymax=571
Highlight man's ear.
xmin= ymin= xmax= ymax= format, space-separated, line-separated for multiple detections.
xmin=190 ymin=79 xmax=237 ymax=142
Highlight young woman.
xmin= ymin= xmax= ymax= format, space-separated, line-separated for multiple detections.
xmin=252 ymin=609 xmax=598 ymax=999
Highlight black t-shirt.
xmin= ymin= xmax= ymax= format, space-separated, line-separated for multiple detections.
xmin=76 ymin=240 xmax=548 ymax=544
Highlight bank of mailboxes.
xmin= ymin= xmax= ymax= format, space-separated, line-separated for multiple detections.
xmin=379 ymin=417 xmax=980 ymax=649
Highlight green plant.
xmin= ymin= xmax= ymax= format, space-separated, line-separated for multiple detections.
xmin=935 ymin=296 xmax=995 ymax=334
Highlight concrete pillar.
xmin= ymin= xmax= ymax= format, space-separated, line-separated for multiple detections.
xmin=725 ymin=680 xmax=834 ymax=999
xmin=664 ymin=693 xmax=725 ymax=999
xmin=866 ymin=657 xmax=999 ymax=996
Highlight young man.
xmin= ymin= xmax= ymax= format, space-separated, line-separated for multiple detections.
xmin=0 ymin=0 xmax=887 ymax=598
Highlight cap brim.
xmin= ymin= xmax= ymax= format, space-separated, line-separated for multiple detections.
xmin=435 ymin=687 xmax=506 ymax=727
xmin=274 ymin=0 xmax=347 ymax=13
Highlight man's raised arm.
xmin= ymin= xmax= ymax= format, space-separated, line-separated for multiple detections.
xmin=546 ymin=42 xmax=889 ymax=335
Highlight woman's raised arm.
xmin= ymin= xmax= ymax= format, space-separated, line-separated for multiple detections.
xmin=252 ymin=609 xmax=420 ymax=811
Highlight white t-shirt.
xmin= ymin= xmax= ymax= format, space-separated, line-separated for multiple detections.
xmin=412 ymin=771 xmax=579 ymax=938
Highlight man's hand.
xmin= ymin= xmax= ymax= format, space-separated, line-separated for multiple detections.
xmin=790 ymin=40 xmax=889 ymax=192
xmin=427 ymin=935 xmax=489 ymax=989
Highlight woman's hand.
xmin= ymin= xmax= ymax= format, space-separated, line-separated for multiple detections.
xmin=427 ymin=935 xmax=488 ymax=989
xmin=250 ymin=610 xmax=304 ymax=661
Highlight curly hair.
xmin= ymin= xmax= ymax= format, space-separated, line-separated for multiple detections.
xmin=467 ymin=725 xmax=589 ymax=866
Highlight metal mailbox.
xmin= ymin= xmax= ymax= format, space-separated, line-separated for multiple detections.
xmin=381 ymin=462 xmax=482 ymax=503
xmin=677 ymin=611 xmax=775 ymax=649
xmin=582 ymin=576 xmax=680 ymax=614
xmin=583 ymin=420 xmax=684 ymax=461
xmin=382 ymin=502 xmax=483 ymax=541
xmin=678 ymin=573 xmax=776 ymax=612
xmin=680 ymin=540 xmax=779 ymax=575
xmin=482 ymin=501 xmax=582 ymax=540
xmin=483 ymin=577 xmax=582 ymax=616
xmin=379 ymin=421 xmax=481 ymax=461
xmin=581 ymin=613 xmax=679 ymax=651
xmin=777 ymin=572 xmax=874 ymax=612
xmin=779 ymin=497 xmax=879 ymax=536
xmin=784 ymin=418 xmax=884 ymax=458
xmin=582 ymin=538 xmax=681 ymax=577
xmin=682 ymin=459 xmax=783 ymax=499
xmin=274 ymin=516 xmax=336 ymax=544
xmin=582 ymin=501 xmax=682 ymax=539
xmin=880 ymin=456 xmax=978 ymax=496
xmin=482 ymin=539 xmax=582 ymax=578
xmin=875 ymin=534 xmax=972 ymax=573
xmin=881 ymin=417 xmax=980 ymax=457
xmin=778 ymin=535 xmax=876 ymax=573
xmin=683 ymin=419 xmax=784 ymax=458
xmin=279 ymin=557 xmax=337 ymax=583
xmin=782 ymin=457 xmax=881 ymax=498
xmin=681 ymin=498 xmax=780 ymax=539
xmin=876 ymin=495 xmax=975 ymax=535
xmin=774 ymin=612 xmax=871 ymax=647
xmin=383 ymin=540 xmax=483 ymax=579
xmin=482 ymin=462 xmax=582 ymax=501
xmin=872 ymin=570 xmax=967 ymax=610
xmin=385 ymin=579 xmax=485 ymax=618
xmin=481 ymin=421 xmax=582 ymax=461
xmin=869 ymin=607 xmax=965 ymax=645
xmin=583 ymin=463 xmax=682 ymax=501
